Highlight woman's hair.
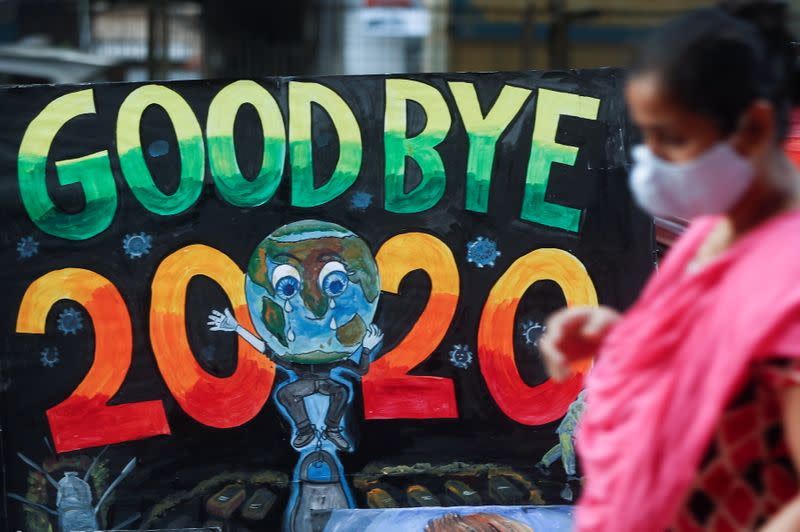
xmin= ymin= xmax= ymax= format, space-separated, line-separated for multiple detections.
xmin=632 ymin=0 xmax=799 ymax=140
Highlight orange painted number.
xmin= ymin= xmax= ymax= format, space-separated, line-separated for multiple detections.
xmin=17 ymin=269 xmax=170 ymax=453
xmin=478 ymin=248 xmax=597 ymax=425
xmin=363 ymin=233 xmax=459 ymax=419
xmin=150 ymin=244 xmax=275 ymax=428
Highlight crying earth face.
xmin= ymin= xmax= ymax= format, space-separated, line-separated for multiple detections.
xmin=245 ymin=220 xmax=381 ymax=363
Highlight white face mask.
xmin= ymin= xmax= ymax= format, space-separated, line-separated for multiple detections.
xmin=628 ymin=142 xmax=755 ymax=220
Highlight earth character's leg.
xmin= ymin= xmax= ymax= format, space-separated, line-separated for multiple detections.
xmin=318 ymin=379 xmax=351 ymax=451
xmin=277 ymin=379 xmax=317 ymax=448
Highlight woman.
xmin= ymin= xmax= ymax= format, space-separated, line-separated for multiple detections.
xmin=540 ymin=2 xmax=800 ymax=531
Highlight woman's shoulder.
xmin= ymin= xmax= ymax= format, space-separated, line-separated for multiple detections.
xmin=650 ymin=216 xmax=721 ymax=277
xmin=736 ymin=209 xmax=800 ymax=270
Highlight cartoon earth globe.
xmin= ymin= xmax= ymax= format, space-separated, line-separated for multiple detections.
xmin=245 ymin=220 xmax=380 ymax=363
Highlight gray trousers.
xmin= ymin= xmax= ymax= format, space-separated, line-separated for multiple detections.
xmin=276 ymin=377 xmax=349 ymax=429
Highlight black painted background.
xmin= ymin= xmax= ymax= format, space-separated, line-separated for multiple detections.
xmin=0 ymin=69 xmax=653 ymax=529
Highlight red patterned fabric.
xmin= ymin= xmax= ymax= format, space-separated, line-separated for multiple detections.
xmin=671 ymin=359 xmax=800 ymax=531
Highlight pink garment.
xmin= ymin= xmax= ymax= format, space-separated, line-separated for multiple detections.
xmin=576 ymin=209 xmax=800 ymax=532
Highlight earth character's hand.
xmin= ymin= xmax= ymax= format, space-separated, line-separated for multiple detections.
xmin=208 ymin=308 xmax=239 ymax=332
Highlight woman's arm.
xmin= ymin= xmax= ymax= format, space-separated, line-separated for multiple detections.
xmin=540 ymin=306 xmax=621 ymax=381
xmin=760 ymin=385 xmax=800 ymax=531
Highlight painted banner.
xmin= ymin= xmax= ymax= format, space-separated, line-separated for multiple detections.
xmin=0 ymin=69 xmax=652 ymax=531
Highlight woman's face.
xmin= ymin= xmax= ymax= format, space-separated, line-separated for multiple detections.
xmin=626 ymin=72 xmax=726 ymax=163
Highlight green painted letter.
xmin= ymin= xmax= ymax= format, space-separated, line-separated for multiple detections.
xmin=289 ymin=81 xmax=362 ymax=207
xmin=18 ymin=89 xmax=117 ymax=240
xmin=207 ymin=80 xmax=286 ymax=207
xmin=522 ymin=88 xmax=600 ymax=232
xmin=384 ymin=79 xmax=452 ymax=213
xmin=117 ymin=84 xmax=205 ymax=215
xmin=449 ymin=81 xmax=530 ymax=213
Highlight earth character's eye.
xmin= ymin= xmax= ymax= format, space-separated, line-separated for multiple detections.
xmin=272 ymin=264 xmax=301 ymax=299
xmin=319 ymin=261 xmax=349 ymax=297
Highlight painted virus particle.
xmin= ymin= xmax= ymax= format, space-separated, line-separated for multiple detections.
xmin=466 ymin=236 xmax=500 ymax=268
xmin=350 ymin=191 xmax=373 ymax=211
xmin=122 ymin=232 xmax=153 ymax=259
xmin=57 ymin=307 xmax=84 ymax=335
xmin=148 ymin=139 xmax=170 ymax=158
xmin=449 ymin=344 xmax=474 ymax=369
xmin=521 ymin=320 xmax=547 ymax=346
xmin=40 ymin=347 xmax=60 ymax=368
xmin=16 ymin=236 xmax=39 ymax=259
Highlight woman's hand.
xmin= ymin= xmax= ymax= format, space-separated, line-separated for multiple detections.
xmin=539 ymin=306 xmax=621 ymax=381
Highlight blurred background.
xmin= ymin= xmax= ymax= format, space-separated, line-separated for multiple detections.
xmin=1 ymin=0 xmax=798 ymax=86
